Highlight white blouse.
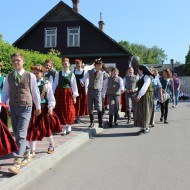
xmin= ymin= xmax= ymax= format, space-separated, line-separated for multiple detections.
xmin=138 ymin=75 xmax=151 ymax=97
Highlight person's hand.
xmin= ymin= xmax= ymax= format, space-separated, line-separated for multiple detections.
xmin=34 ymin=109 xmax=41 ymax=116
xmin=162 ymin=89 xmax=166 ymax=93
xmin=136 ymin=96 xmax=141 ymax=102
xmin=81 ymin=82 xmax=84 ymax=87
xmin=73 ymin=98 xmax=76 ymax=104
xmin=102 ymin=97 xmax=105 ymax=102
xmin=48 ymin=108 xmax=53 ymax=115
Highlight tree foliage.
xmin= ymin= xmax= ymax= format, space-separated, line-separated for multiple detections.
xmin=0 ymin=38 xmax=62 ymax=76
xmin=118 ymin=41 xmax=167 ymax=64
xmin=184 ymin=46 xmax=190 ymax=73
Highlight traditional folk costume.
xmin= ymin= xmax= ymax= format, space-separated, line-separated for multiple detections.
xmin=53 ymin=58 xmax=79 ymax=135
xmin=44 ymin=68 xmax=58 ymax=85
xmin=73 ymin=61 xmax=88 ymax=123
xmin=80 ymin=62 xmax=104 ymax=128
xmin=0 ymin=71 xmax=8 ymax=126
xmin=123 ymin=74 xmax=139 ymax=123
xmin=0 ymin=104 xmax=18 ymax=156
xmin=2 ymin=65 xmax=41 ymax=174
xmin=102 ymin=74 xmax=124 ymax=127
xmin=27 ymin=65 xmax=62 ymax=156
xmin=134 ymin=65 xmax=154 ymax=134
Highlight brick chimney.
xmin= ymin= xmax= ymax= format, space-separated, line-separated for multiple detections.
xmin=72 ymin=0 xmax=79 ymax=13
xmin=98 ymin=13 xmax=105 ymax=31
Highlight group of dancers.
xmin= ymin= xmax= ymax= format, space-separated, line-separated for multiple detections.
xmin=0 ymin=52 xmax=178 ymax=175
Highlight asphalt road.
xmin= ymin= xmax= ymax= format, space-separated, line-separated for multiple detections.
xmin=24 ymin=101 xmax=190 ymax=190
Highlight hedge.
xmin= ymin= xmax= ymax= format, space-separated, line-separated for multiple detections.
xmin=0 ymin=39 xmax=62 ymax=76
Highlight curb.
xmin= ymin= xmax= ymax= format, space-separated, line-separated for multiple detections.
xmin=0 ymin=126 xmax=103 ymax=190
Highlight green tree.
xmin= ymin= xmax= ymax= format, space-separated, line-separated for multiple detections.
xmin=184 ymin=45 xmax=190 ymax=73
xmin=118 ymin=41 xmax=167 ymax=64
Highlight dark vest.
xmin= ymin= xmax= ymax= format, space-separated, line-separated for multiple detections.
xmin=88 ymin=69 xmax=103 ymax=90
xmin=125 ymin=75 xmax=138 ymax=90
xmin=8 ymin=71 xmax=32 ymax=107
xmin=107 ymin=76 xmax=121 ymax=95
xmin=74 ymin=69 xmax=84 ymax=85
xmin=58 ymin=71 xmax=72 ymax=88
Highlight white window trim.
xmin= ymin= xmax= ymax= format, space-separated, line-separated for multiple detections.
xmin=67 ymin=26 xmax=80 ymax=47
xmin=44 ymin=27 xmax=57 ymax=48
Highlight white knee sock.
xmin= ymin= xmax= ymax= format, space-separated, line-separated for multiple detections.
xmin=29 ymin=141 xmax=36 ymax=151
xmin=46 ymin=135 xmax=54 ymax=146
xmin=62 ymin=125 xmax=67 ymax=135
xmin=67 ymin=125 xmax=72 ymax=132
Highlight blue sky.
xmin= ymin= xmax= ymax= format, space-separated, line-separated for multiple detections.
xmin=0 ymin=0 xmax=189 ymax=63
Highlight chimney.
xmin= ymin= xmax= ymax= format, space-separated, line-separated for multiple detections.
xmin=98 ymin=13 xmax=105 ymax=31
xmin=72 ymin=0 xmax=79 ymax=13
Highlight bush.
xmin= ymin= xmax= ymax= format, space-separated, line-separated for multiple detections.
xmin=0 ymin=39 xmax=62 ymax=76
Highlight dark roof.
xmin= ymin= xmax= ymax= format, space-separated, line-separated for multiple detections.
xmin=13 ymin=1 xmax=132 ymax=57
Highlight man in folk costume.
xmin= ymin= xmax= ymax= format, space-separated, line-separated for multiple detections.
xmin=27 ymin=65 xmax=62 ymax=157
xmin=134 ymin=65 xmax=154 ymax=134
xmin=43 ymin=59 xmax=58 ymax=85
xmin=101 ymin=64 xmax=109 ymax=116
xmin=102 ymin=67 xmax=124 ymax=127
xmin=123 ymin=67 xmax=139 ymax=123
xmin=2 ymin=52 xmax=41 ymax=175
xmin=73 ymin=59 xmax=88 ymax=124
xmin=53 ymin=58 xmax=79 ymax=135
xmin=80 ymin=58 xmax=104 ymax=128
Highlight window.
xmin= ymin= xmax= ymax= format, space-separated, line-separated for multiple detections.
xmin=45 ymin=28 xmax=57 ymax=48
xmin=67 ymin=27 xmax=80 ymax=47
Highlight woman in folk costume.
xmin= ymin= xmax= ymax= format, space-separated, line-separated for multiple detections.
xmin=134 ymin=65 xmax=154 ymax=134
xmin=27 ymin=65 xmax=62 ymax=157
xmin=43 ymin=59 xmax=58 ymax=85
xmin=0 ymin=63 xmax=8 ymax=126
xmin=0 ymin=103 xmax=18 ymax=156
xmin=102 ymin=67 xmax=124 ymax=127
xmin=53 ymin=58 xmax=79 ymax=135
xmin=73 ymin=59 xmax=88 ymax=124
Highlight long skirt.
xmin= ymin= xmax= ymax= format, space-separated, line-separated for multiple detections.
xmin=0 ymin=104 xmax=8 ymax=127
xmin=120 ymin=92 xmax=126 ymax=112
xmin=54 ymin=87 xmax=75 ymax=125
xmin=74 ymin=85 xmax=88 ymax=116
xmin=27 ymin=104 xmax=62 ymax=141
xmin=0 ymin=119 xmax=18 ymax=155
xmin=134 ymin=91 xmax=154 ymax=128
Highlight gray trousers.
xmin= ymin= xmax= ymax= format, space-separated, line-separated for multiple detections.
xmin=88 ymin=89 xmax=102 ymax=114
xmin=125 ymin=93 xmax=136 ymax=111
xmin=10 ymin=106 xmax=32 ymax=158
xmin=108 ymin=94 xmax=120 ymax=115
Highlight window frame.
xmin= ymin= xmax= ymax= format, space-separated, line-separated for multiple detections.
xmin=67 ymin=26 xmax=80 ymax=47
xmin=44 ymin=27 xmax=57 ymax=48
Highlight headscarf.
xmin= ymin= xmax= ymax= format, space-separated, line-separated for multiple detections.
xmin=138 ymin=64 xmax=155 ymax=78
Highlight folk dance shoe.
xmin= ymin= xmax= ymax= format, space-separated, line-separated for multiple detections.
xmin=8 ymin=158 xmax=22 ymax=175
xmin=98 ymin=112 xmax=104 ymax=128
xmin=47 ymin=144 xmax=54 ymax=154
xmin=31 ymin=151 xmax=36 ymax=158
xmin=89 ymin=114 xmax=94 ymax=128
xmin=21 ymin=151 xmax=32 ymax=166
xmin=61 ymin=126 xmax=67 ymax=136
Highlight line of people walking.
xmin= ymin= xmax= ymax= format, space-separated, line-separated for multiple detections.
xmin=0 ymin=52 xmax=180 ymax=175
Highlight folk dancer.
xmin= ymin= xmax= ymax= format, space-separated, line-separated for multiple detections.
xmin=73 ymin=59 xmax=88 ymax=124
xmin=102 ymin=67 xmax=124 ymax=127
xmin=53 ymin=58 xmax=79 ymax=135
xmin=134 ymin=65 xmax=154 ymax=134
xmin=2 ymin=52 xmax=41 ymax=174
xmin=80 ymin=59 xmax=104 ymax=128
xmin=27 ymin=65 xmax=62 ymax=157
xmin=123 ymin=67 xmax=139 ymax=123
